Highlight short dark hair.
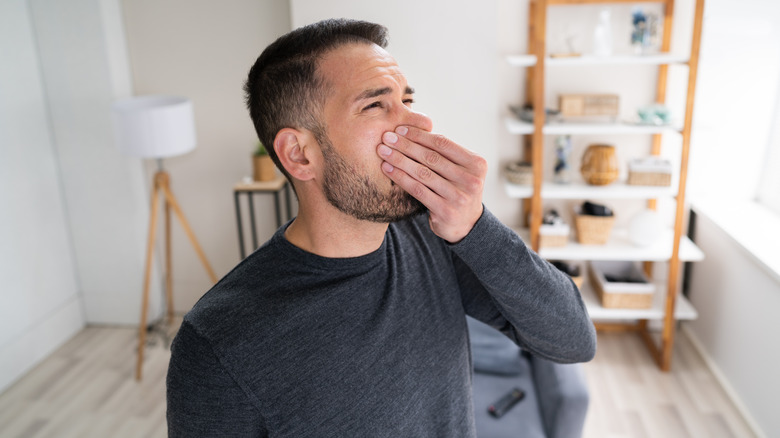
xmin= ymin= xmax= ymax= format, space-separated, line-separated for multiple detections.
xmin=244 ymin=19 xmax=389 ymax=181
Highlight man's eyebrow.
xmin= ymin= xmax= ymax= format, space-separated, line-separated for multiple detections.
xmin=354 ymin=86 xmax=415 ymax=102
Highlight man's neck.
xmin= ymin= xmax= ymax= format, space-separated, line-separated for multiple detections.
xmin=284 ymin=203 xmax=389 ymax=258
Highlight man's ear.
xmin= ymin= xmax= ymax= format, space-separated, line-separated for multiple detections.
xmin=274 ymin=128 xmax=318 ymax=181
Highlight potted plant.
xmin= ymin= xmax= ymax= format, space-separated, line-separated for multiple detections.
xmin=253 ymin=141 xmax=276 ymax=182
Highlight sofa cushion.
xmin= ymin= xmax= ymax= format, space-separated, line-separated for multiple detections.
xmin=467 ymin=317 xmax=524 ymax=376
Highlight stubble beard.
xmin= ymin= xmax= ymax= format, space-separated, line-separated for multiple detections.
xmin=319 ymin=133 xmax=426 ymax=223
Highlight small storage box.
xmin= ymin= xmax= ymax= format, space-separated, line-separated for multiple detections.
xmin=559 ymin=94 xmax=619 ymax=117
xmin=589 ymin=261 xmax=655 ymax=309
xmin=627 ymin=157 xmax=672 ymax=187
xmin=539 ymin=224 xmax=570 ymax=248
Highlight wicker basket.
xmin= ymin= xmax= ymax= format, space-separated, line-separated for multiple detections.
xmin=589 ymin=261 xmax=654 ymax=309
xmin=574 ymin=213 xmax=614 ymax=245
xmin=628 ymin=170 xmax=671 ymax=186
xmin=505 ymin=162 xmax=533 ymax=185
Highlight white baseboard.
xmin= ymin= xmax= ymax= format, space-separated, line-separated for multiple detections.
xmin=682 ymin=326 xmax=767 ymax=438
xmin=0 ymin=295 xmax=85 ymax=394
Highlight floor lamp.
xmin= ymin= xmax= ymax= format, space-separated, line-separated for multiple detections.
xmin=112 ymin=96 xmax=217 ymax=381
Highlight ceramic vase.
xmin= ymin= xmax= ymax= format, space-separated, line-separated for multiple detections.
xmin=580 ymin=144 xmax=619 ymax=186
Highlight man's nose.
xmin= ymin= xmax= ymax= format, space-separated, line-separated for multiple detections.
xmin=399 ymin=107 xmax=433 ymax=133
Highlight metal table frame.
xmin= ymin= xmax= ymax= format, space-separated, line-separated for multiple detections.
xmin=233 ymin=176 xmax=292 ymax=259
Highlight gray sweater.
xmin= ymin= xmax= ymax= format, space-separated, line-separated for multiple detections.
xmin=166 ymin=209 xmax=596 ymax=437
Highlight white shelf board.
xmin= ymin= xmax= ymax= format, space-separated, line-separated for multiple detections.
xmin=505 ymin=53 xmax=689 ymax=67
xmin=513 ymin=228 xmax=705 ymax=262
xmin=504 ymin=181 xmax=677 ymax=200
xmin=579 ymin=280 xmax=698 ymax=321
xmin=504 ymin=117 xmax=682 ymax=135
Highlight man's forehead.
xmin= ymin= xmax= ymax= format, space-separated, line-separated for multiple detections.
xmin=318 ymin=43 xmax=408 ymax=93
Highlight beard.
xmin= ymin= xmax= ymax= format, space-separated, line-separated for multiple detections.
xmin=318 ymin=133 xmax=426 ymax=223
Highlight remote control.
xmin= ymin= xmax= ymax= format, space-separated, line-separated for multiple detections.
xmin=488 ymin=388 xmax=525 ymax=418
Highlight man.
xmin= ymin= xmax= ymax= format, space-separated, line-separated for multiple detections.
xmin=167 ymin=18 xmax=596 ymax=437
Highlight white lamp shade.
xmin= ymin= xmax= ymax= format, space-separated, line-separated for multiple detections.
xmin=112 ymin=95 xmax=196 ymax=158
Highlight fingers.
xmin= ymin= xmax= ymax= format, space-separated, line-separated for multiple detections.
xmin=377 ymin=126 xmax=487 ymax=243
xmin=381 ymin=131 xmax=472 ymax=191
xmin=396 ymin=126 xmax=486 ymax=175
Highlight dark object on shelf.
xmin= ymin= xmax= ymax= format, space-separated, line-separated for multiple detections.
xmin=551 ymin=261 xmax=581 ymax=277
xmin=543 ymin=209 xmax=564 ymax=225
xmin=582 ymin=201 xmax=613 ymax=217
xmin=510 ymin=104 xmax=560 ymax=123
xmin=604 ymin=274 xmax=646 ymax=284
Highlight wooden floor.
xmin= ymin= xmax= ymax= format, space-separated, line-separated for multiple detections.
xmin=0 ymin=322 xmax=756 ymax=438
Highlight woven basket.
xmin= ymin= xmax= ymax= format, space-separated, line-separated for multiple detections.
xmin=574 ymin=213 xmax=614 ymax=245
xmin=589 ymin=262 xmax=654 ymax=309
xmin=628 ymin=171 xmax=671 ymax=187
xmin=505 ymin=162 xmax=533 ymax=185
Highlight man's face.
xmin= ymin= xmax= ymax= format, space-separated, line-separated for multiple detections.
xmin=314 ymin=43 xmax=431 ymax=223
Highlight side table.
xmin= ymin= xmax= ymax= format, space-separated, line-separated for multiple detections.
xmin=234 ymin=176 xmax=293 ymax=259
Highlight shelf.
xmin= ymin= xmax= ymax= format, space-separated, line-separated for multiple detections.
xmin=506 ymin=53 xmax=689 ymax=67
xmin=512 ymin=228 xmax=705 ymax=262
xmin=504 ymin=181 xmax=677 ymax=200
xmin=504 ymin=117 xmax=682 ymax=135
xmin=579 ymin=280 xmax=698 ymax=321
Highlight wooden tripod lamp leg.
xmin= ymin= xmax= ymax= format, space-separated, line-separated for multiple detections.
xmin=165 ymin=193 xmax=174 ymax=323
xmin=160 ymin=182 xmax=218 ymax=283
xmin=136 ymin=177 xmax=161 ymax=381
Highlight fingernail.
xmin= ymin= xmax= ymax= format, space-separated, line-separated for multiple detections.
xmin=382 ymin=162 xmax=394 ymax=173
xmin=395 ymin=126 xmax=408 ymax=136
xmin=378 ymin=145 xmax=392 ymax=157
xmin=383 ymin=132 xmax=398 ymax=144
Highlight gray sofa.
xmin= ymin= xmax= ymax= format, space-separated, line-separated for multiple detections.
xmin=467 ymin=317 xmax=590 ymax=438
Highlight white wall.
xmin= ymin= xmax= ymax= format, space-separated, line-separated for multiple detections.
xmin=28 ymin=0 xmax=161 ymax=325
xmin=0 ymin=0 xmax=83 ymax=393
xmin=121 ymin=0 xmax=293 ymax=312
xmin=686 ymin=211 xmax=779 ymax=437
xmin=683 ymin=1 xmax=780 ymax=436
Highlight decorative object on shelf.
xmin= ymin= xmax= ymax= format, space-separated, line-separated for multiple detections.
xmin=540 ymin=209 xmax=570 ymax=247
xmin=253 ymin=141 xmax=276 ymax=182
xmin=574 ymin=201 xmax=615 ymax=244
xmin=628 ymin=209 xmax=663 ymax=247
xmin=631 ymin=8 xmax=660 ymax=54
xmin=593 ymin=8 xmax=613 ymax=56
xmin=554 ymin=135 xmax=573 ymax=184
xmin=559 ymin=94 xmax=619 ymax=119
xmin=551 ymin=261 xmax=583 ymax=289
xmin=637 ymin=103 xmax=671 ymax=125
xmin=551 ymin=33 xmax=581 ymax=58
xmin=628 ymin=156 xmax=672 ymax=186
xmin=589 ymin=261 xmax=655 ymax=309
xmin=580 ymin=144 xmax=619 ymax=186
xmin=509 ymin=104 xmax=560 ymax=123
xmin=505 ymin=161 xmax=533 ymax=185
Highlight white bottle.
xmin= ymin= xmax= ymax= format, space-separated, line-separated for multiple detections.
xmin=593 ymin=8 xmax=613 ymax=57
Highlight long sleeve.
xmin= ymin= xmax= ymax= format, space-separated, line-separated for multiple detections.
xmin=451 ymin=208 xmax=596 ymax=363
xmin=167 ymin=321 xmax=266 ymax=437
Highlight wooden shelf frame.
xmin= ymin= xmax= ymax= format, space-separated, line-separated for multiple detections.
xmin=520 ymin=0 xmax=706 ymax=371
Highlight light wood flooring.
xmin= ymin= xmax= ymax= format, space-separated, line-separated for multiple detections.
xmin=0 ymin=322 xmax=757 ymax=438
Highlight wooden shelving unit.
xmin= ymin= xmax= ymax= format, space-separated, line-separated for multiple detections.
xmin=511 ymin=0 xmax=706 ymax=371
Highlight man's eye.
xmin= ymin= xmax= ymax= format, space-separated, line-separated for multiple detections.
xmin=363 ymin=101 xmax=382 ymax=111
xmin=403 ymin=99 xmax=414 ymax=106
